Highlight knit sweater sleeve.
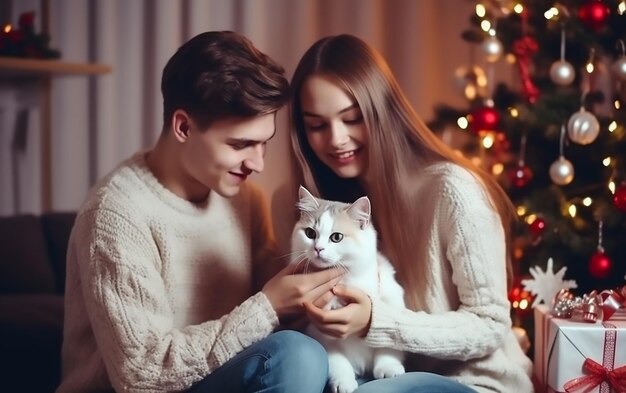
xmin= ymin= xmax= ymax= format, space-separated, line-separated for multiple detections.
xmin=75 ymin=208 xmax=278 ymax=392
xmin=364 ymin=171 xmax=512 ymax=361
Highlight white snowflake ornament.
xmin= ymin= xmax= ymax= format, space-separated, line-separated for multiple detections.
xmin=521 ymin=258 xmax=577 ymax=307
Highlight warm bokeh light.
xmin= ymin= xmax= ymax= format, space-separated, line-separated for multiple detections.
xmin=544 ymin=7 xmax=558 ymax=19
xmin=476 ymin=4 xmax=486 ymax=17
xmin=492 ymin=163 xmax=504 ymax=175
xmin=568 ymin=204 xmax=577 ymax=218
xmin=615 ymin=100 xmax=621 ymax=110
xmin=509 ymin=107 xmax=519 ymax=117
xmin=516 ymin=205 xmax=527 ymax=216
xmin=482 ymin=134 xmax=495 ymax=149
xmin=586 ymin=62 xmax=594 ymax=73
xmin=603 ymin=157 xmax=612 ymax=166
xmin=514 ymin=4 xmax=524 ymax=14
xmin=457 ymin=117 xmax=469 ymax=129
xmin=619 ymin=1 xmax=626 ymax=15
xmin=608 ymin=121 xmax=617 ymax=132
xmin=609 ymin=181 xmax=616 ymax=193
xmin=526 ymin=214 xmax=537 ymax=224
xmin=583 ymin=197 xmax=592 ymax=207
xmin=3 ymin=24 xmax=11 ymax=33
xmin=481 ymin=20 xmax=492 ymax=32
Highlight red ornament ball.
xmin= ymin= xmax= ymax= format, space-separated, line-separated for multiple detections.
xmin=614 ymin=184 xmax=626 ymax=212
xmin=529 ymin=217 xmax=546 ymax=237
xmin=578 ymin=0 xmax=610 ymax=31
xmin=508 ymin=164 xmax=533 ymax=188
xmin=469 ymin=106 xmax=500 ymax=133
xmin=589 ymin=251 xmax=612 ymax=279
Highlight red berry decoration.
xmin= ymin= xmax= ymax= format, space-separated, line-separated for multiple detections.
xmin=529 ymin=217 xmax=546 ymax=237
xmin=469 ymin=106 xmax=500 ymax=134
xmin=614 ymin=183 xmax=626 ymax=212
xmin=589 ymin=251 xmax=612 ymax=278
xmin=508 ymin=164 xmax=533 ymax=188
xmin=578 ymin=0 xmax=610 ymax=31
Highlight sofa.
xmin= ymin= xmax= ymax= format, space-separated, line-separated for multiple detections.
xmin=0 ymin=212 xmax=76 ymax=393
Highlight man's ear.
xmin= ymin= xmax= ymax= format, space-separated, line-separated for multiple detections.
xmin=172 ymin=110 xmax=191 ymax=142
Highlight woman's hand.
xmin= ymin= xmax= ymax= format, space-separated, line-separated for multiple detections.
xmin=262 ymin=264 xmax=343 ymax=324
xmin=303 ymin=285 xmax=372 ymax=339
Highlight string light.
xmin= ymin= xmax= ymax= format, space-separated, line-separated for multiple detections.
xmin=582 ymin=197 xmax=593 ymax=206
xmin=513 ymin=4 xmax=524 ymax=14
xmin=619 ymin=1 xmax=626 ymax=15
xmin=482 ymin=134 xmax=495 ymax=148
xmin=608 ymin=121 xmax=617 ymax=132
xmin=457 ymin=117 xmax=469 ymax=129
xmin=544 ymin=7 xmax=559 ymax=19
xmin=509 ymin=107 xmax=519 ymax=117
xmin=476 ymin=4 xmax=486 ymax=17
xmin=3 ymin=24 xmax=11 ymax=33
xmin=517 ymin=206 xmax=527 ymax=216
xmin=525 ymin=214 xmax=537 ymax=224
xmin=609 ymin=180 xmax=616 ymax=193
xmin=603 ymin=157 xmax=612 ymax=166
xmin=586 ymin=48 xmax=595 ymax=73
xmin=615 ymin=100 xmax=621 ymax=110
xmin=568 ymin=204 xmax=577 ymax=218
xmin=481 ymin=20 xmax=492 ymax=32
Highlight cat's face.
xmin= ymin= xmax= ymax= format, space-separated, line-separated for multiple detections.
xmin=291 ymin=186 xmax=375 ymax=272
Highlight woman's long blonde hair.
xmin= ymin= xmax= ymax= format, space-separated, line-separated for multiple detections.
xmin=289 ymin=35 xmax=515 ymax=309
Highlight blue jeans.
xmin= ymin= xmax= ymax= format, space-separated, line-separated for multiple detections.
xmin=186 ymin=330 xmax=328 ymax=393
xmin=350 ymin=372 xmax=478 ymax=393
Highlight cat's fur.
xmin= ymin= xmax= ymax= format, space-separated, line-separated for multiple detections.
xmin=291 ymin=186 xmax=406 ymax=393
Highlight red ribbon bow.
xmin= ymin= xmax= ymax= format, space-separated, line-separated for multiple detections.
xmin=512 ymin=36 xmax=540 ymax=104
xmin=564 ymin=358 xmax=626 ymax=392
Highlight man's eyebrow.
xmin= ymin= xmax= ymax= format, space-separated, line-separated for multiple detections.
xmin=227 ymin=129 xmax=276 ymax=144
xmin=302 ymin=103 xmax=359 ymax=117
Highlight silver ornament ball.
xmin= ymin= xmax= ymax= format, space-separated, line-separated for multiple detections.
xmin=481 ymin=37 xmax=503 ymax=63
xmin=612 ymin=57 xmax=626 ymax=82
xmin=549 ymin=157 xmax=575 ymax=185
xmin=550 ymin=60 xmax=575 ymax=86
xmin=567 ymin=109 xmax=600 ymax=145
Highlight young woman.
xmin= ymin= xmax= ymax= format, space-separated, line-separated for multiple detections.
xmin=289 ymin=34 xmax=534 ymax=393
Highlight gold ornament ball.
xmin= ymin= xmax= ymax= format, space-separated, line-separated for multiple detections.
xmin=549 ymin=157 xmax=575 ymax=185
xmin=481 ymin=37 xmax=503 ymax=63
xmin=567 ymin=109 xmax=600 ymax=145
xmin=549 ymin=60 xmax=575 ymax=86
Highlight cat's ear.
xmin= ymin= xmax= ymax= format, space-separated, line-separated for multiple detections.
xmin=297 ymin=185 xmax=319 ymax=213
xmin=347 ymin=196 xmax=371 ymax=229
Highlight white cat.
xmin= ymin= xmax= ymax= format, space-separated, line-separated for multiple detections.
xmin=291 ymin=186 xmax=406 ymax=393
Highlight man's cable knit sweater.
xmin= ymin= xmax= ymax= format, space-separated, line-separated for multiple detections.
xmin=364 ymin=162 xmax=534 ymax=393
xmin=57 ymin=152 xmax=282 ymax=393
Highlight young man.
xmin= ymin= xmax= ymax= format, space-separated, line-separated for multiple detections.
xmin=57 ymin=31 xmax=339 ymax=393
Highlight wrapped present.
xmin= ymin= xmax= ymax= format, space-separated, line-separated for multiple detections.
xmin=534 ymin=288 xmax=626 ymax=393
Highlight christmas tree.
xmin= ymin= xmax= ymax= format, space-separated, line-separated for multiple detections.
xmin=428 ymin=0 xmax=626 ymax=332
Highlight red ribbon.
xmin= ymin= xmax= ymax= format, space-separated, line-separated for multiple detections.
xmin=564 ymin=358 xmax=626 ymax=393
xmin=512 ymin=36 xmax=540 ymax=104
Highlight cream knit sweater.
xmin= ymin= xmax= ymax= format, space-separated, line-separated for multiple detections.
xmin=364 ymin=162 xmax=534 ymax=393
xmin=57 ymin=152 xmax=281 ymax=393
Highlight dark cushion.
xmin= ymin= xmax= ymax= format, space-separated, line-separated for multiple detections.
xmin=41 ymin=212 xmax=76 ymax=293
xmin=0 ymin=215 xmax=56 ymax=294
xmin=0 ymin=294 xmax=64 ymax=392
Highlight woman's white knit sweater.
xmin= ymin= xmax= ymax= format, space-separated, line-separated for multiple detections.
xmin=57 ymin=152 xmax=281 ymax=393
xmin=364 ymin=162 xmax=534 ymax=393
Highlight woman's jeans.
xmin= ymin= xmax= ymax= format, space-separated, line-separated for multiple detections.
xmin=186 ymin=330 xmax=328 ymax=393
xmin=351 ymin=373 xmax=478 ymax=393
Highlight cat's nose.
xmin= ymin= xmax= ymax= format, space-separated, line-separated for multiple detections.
xmin=314 ymin=246 xmax=324 ymax=254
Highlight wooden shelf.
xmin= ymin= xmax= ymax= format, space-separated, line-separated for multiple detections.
xmin=0 ymin=57 xmax=112 ymax=76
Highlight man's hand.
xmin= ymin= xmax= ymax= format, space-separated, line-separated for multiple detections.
xmin=303 ymin=285 xmax=372 ymax=339
xmin=262 ymin=264 xmax=343 ymax=323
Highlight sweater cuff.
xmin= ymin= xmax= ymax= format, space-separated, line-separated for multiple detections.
xmin=363 ymin=296 xmax=404 ymax=348
xmin=212 ymin=292 xmax=279 ymax=366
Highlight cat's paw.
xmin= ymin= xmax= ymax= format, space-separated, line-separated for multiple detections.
xmin=373 ymin=360 xmax=405 ymax=379
xmin=328 ymin=377 xmax=359 ymax=393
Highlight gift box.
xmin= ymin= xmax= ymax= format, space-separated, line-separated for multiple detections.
xmin=534 ymin=304 xmax=626 ymax=393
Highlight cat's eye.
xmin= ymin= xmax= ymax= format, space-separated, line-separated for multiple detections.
xmin=329 ymin=232 xmax=343 ymax=243
xmin=304 ymin=227 xmax=317 ymax=239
